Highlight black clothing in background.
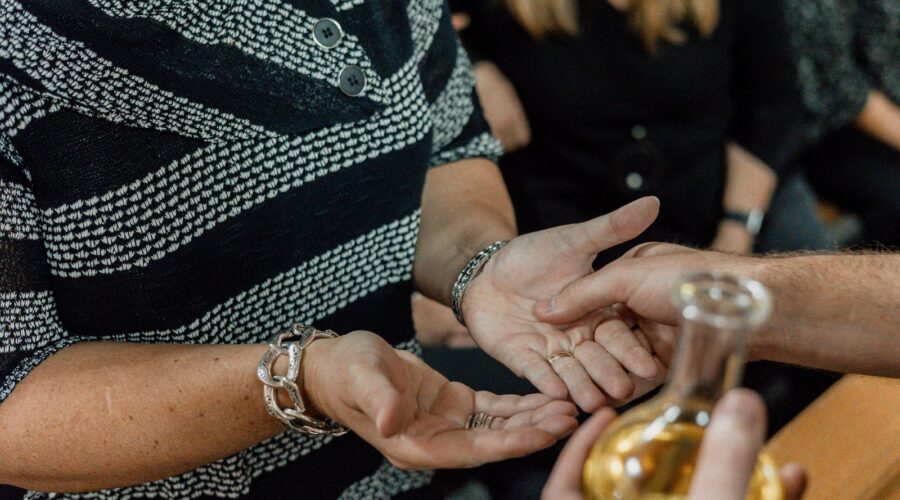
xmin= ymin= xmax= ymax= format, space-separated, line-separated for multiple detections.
xmin=785 ymin=0 xmax=900 ymax=249
xmin=785 ymin=0 xmax=899 ymax=141
xmin=802 ymin=127 xmax=900 ymax=248
xmin=455 ymin=0 xmax=807 ymax=264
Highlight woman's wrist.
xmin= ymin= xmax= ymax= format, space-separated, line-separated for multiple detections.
xmin=259 ymin=331 xmax=343 ymax=433
xmin=451 ymin=240 xmax=509 ymax=325
xmin=297 ymin=336 xmax=336 ymax=421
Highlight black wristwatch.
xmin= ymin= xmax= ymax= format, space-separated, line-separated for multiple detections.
xmin=722 ymin=209 xmax=765 ymax=236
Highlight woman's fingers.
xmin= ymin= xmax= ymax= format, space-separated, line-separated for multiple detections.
xmin=543 ymin=409 xmax=618 ymax=500
xmin=593 ymin=317 xmax=659 ymax=379
xmin=548 ymin=354 xmax=608 ymax=411
xmin=425 ymin=411 xmax=574 ymax=469
xmin=508 ymin=349 xmax=570 ymax=400
xmin=573 ymin=341 xmax=635 ymax=401
xmin=530 ymin=408 xmax=580 ymax=437
xmin=423 ymin=388 xmax=581 ymax=468
xmin=605 ymin=360 xmax=668 ymax=407
xmin=456 ymin=427 xmax=559 ymax=466
xmin=473 ymin=393 xmax=578 ymax=442
xmin=473 ymin=391 xmax=568 ymax=418
xmin=638 ymin=318 xmax=677 ymax=366
xmin=630 ymin=324 xmax=653 ymax=352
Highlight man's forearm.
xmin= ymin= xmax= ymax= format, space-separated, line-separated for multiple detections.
xmin=753 ymin=253 xmax=900 ymax=377
xmin=413 ymin=158 xmax=517 ymax=305
xmin=0 ymin=341 xmax=292 ymax=492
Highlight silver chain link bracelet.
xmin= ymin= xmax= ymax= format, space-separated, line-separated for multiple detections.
xmin=450 ymin=240 xmax=509 ymax=326
xmin=257 ymin=324 xmax=349 ymax=435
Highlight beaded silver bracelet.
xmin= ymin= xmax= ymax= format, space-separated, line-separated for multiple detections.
xmin=450 ymin=240 xmax=509 ymax=326
xmin=257 ymin=324 xmax=349 ymax=436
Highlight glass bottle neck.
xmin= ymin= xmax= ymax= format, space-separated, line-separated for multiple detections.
xmin=661 ymin=318 xmax=747 ymax=405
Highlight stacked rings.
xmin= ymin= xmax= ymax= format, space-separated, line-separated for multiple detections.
xmin=465 ymin=412 xmax=496 ymax=430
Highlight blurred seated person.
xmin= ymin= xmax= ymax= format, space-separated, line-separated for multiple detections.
xmin=786 ymin=0 xmax=900 ymax=248
xmin=453 ymin=0 xmax=833 ymax=258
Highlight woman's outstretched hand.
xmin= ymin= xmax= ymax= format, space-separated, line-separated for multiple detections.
xmin=463 ymin=197 xmax=668 ymax=412
xmin=302 ymin=331 xmax=579 ymax=469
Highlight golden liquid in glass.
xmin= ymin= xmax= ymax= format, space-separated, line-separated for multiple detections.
xmin=583 ymin=400 xmax=783 ymax=500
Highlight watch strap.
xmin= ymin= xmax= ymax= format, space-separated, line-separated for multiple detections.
xmin=723 ymin=209 xmax=765 ymax=236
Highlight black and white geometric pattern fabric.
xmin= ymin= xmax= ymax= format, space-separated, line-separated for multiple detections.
xmin=0 ymin=0 xmax=501 ymax=497
xmin=785 ymin=0 xmax=900 ymax=140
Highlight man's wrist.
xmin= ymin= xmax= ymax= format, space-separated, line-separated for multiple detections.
xmin=743 ymin=257 xmax=782 ymax=362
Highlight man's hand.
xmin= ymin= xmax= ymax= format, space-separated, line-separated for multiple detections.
xmin=535 ymin=244 xmax=900 ymax=377
xmin=533 ymin=242 xmax=761 ymax=363
xmin=303 ymin=331 xmax=578 ymax=469
xmin=542 ymin=389 xmax=807 ymax=500
xmin=463 ymin=198 xmax=668 ymax=411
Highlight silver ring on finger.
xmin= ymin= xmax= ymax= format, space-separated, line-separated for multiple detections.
xmin=465 ymin=412 xmax=496 ymax=430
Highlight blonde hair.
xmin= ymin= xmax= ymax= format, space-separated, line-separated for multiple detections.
xmin=505 ymin=0 xmax=719 ymax=53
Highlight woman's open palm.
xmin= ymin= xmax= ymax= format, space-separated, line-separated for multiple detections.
xmin=307 ymin=331 xmax=579 ymax=470
xmin=462 ymin=198 xmax=668 ymax=411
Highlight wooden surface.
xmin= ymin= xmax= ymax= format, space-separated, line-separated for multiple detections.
xmin=765 ymin=375 xmax=900 ymax=499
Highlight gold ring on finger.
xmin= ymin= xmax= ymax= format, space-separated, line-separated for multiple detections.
xmin=546 ymin=351 xmax=574 ymax=364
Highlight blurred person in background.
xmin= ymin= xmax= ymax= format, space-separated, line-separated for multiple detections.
xmin=786 ymin=0 xmax=900 ymax=248
xmin=453 ymin=0 xmax=833 ymax=258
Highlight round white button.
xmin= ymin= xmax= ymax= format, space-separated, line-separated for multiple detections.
xmin=631 ymin=125 xmax=647 ymax=140
xmin=313 ymin=18 xmax=343 ymax=49
xmin=625 ymin=172 xmax=644 ymax=190
xmin=339 ymin=66 xmax=366 ymax=96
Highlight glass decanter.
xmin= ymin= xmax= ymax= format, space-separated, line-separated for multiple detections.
xmin=582 ymin=272 xmax=783 ymax=500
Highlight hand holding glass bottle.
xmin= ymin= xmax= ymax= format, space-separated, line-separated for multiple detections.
xmin=578 ymin=272 xmax=785 ymax=499
xmin=543 ymin=389 xmax=807 ymax=500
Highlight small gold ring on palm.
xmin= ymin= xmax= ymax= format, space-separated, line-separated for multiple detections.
xmin=546 ymin=351 xmax=574 ymax=364
xmin=465 ymin=412 xmax=496 ymax=430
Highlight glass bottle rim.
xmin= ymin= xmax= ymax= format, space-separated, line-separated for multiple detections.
xmin=672 ymin=271 xmax=772 ymax=331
